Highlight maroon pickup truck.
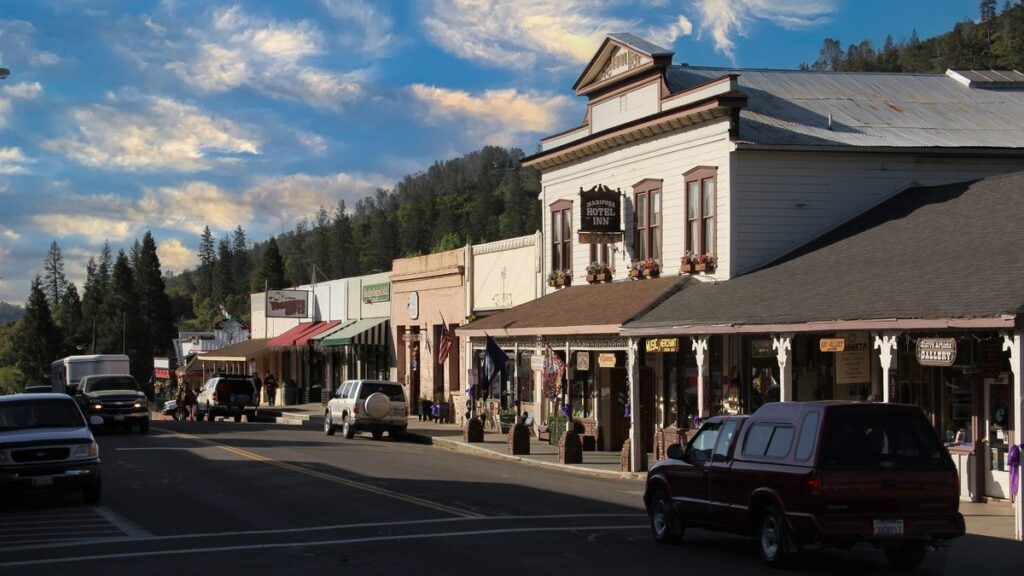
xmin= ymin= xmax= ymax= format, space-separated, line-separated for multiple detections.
xmin=644 ymin=401 xmax=965 ymax=570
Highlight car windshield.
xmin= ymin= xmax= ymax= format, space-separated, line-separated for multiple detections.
xmin=821 ymin=410 xmax=948 ymax=470
xmin=84 ymin=376 xmax=140 ymax=393
xmin=358 ymin=383 xmax=404 ymax=401
xmin=0 ymin=399 xmax=86 ymax=430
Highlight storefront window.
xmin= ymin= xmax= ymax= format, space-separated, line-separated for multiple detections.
xmin=518 ymin=351 xmax=534 ymax=404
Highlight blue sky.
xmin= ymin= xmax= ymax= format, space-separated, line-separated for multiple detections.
xmin=0 ymin=0 xmax=981 ymax=304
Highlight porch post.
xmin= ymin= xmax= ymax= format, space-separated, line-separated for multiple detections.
xmin=874 ymin=333 xmax=898 ymax=403
xmin=772 ymin=334 xmax=793 ymax=402
xmin=628 ymin=337 xmax=641 ymax=472
xmin=692 ymin=336 xmax=709 ymax=418
xmin=1002 ymin=332 xmax=1023 ymax=541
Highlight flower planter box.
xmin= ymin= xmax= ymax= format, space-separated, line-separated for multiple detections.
xmin=548 ymin=277 xmax=570 ymax=288
xmin=629 ymin=269 xmax=641 ymax=279
xmin=586 ymin=272 xmax=609 ymax=284
xmin=642 ymin=269 xmax=659 ymax=278
xmin=680 ymin=262 xmax=696 ymax=273
xmin=694 ymin=263 xmax=714 ymax=272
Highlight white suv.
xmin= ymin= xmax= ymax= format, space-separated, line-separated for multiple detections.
xmin=324 ymin=380 xmax=407 ymax=441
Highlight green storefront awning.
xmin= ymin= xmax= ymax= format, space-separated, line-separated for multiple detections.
xmin=320 ymin=317 xmax=390 ymax=346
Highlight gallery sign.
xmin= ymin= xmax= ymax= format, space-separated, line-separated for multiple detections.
xmin=578 ymin=184 xmax=623 ymax=243
xmin=363 ymin=283 xmax=391 ymax=304
xmin=836 ymin=331 xmax=870 ymax=385
xmin=645 ymin=338 xmax=679 ymax=353
xmin=819 ymin=338 xmax=846 ymax=353
xmin=917 ymin=338 xmax=958 ymax=367
xmin=266 ymin=290 xmax=309 ymax=318
xmin=598 ymin=353 xmax=617 ymax=368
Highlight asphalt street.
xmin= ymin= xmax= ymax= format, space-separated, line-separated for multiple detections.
xmin=1 ymin=420 xmax=1021 ymax=575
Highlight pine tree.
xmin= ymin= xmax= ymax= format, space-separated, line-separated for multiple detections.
xmin=80 ymin=242 xmax=112 ymax=354
xmin=16 ymin=277 xmax=61 ymax=382
xmin=214 ymin=237 xmax=233 ymax=303
xmin=133 ymin=232 xmax=176 ymax=383
xmin=97 ymin=251 xmax=138 ymax=358
xmin=197 ymin=226 xmax=216 ymax=299
xmin=256 ymin=237 xmax=287 ymax=290
xmin=42 ymin=241 xmax=68 ymax=311
xmin=332 ymin=201 xmax=357 ymax=277
xmin=231 ymin=226 xmax=249 ymax=296
xmin=55 ymin=284 xmax=84 ymax=356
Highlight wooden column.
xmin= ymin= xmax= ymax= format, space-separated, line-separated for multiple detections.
xmin=874 ymin=333 xmax=898 ymax=403
xmin=692 ymin=336 xmax=709 ymax=418
xmin=772 ymin=334 xmax=793 ymax=402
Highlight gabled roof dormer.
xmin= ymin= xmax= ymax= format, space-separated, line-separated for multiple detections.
xmin=573 ymin=33 xmax=674 ymax=98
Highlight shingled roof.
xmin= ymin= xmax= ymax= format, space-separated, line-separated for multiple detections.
xmin=458 ymin=275 xmax=684 ymax=338
xmin=622 ymin=172 xmax=1024 ymax=335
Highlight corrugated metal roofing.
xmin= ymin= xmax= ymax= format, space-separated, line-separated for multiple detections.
xmin=665 ymin=66 xmax=1024 ymax=148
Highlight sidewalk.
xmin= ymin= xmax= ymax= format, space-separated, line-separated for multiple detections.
xmin=258 ymin=402 xmax=1017 ymax=540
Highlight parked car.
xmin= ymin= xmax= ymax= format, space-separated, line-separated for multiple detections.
xmin=195 ymin=375 xmax=258 ymax=422
xmin=23 ymin=385 xmax=53 ymax=393
xmin=324 ymin=380 xmax=407 ymax=440
xmin=0 ymin=393 xmax=103 ymax=503
xmin=75 ymin=374 xmax=150 ymax=434
xmin=644 ymin=401 xmax=964 ymax=570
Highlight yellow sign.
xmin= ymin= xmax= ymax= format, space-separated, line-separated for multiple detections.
xmin=645 ymin=338 xmax=679 ymax=353
xmin=819 ymin=338 xmax=846 ymax=352
xmin=598 ymin=353 xmax=617 ymax=368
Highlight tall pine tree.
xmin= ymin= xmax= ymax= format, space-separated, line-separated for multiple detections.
xmin=42 ymin=241 xmax=68 ymax=311
xmin=16 ymin=277 xmax=61 ymax=382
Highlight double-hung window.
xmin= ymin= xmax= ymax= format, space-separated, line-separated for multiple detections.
xmin=684 ymin=167 xmax=717 ymax=256
xmin=550 ymin=200 xmax=572 ymax=272
xmin=632 ymin=179 xmax=662 ymax=262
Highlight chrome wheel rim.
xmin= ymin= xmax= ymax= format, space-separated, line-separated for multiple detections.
xmin=761 ymin=516 xmax=779 ymax=559
xmin=653 ymin=500 xmax=669 ymax=537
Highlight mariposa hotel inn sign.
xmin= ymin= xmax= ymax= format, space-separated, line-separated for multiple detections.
xmin=578 ymin=184 xmax=623 ymax=244
xmin=916 ymin=338 xmax=958 ymax=367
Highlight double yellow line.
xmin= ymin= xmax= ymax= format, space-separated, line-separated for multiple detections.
xmin=165 ymin=429 xmax=485 ymax=519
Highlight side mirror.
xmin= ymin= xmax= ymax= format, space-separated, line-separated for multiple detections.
xmin=88 ymin=415 xmax=103 ymax=427
xmin=666 ymin=443 xmax=685 ymax=460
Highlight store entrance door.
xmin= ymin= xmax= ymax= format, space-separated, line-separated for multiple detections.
xmin=984 ymin=378 xmax=1013 ymax=499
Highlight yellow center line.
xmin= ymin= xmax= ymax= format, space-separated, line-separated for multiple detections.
xmin=159 ymin=428 xmax=484 ymax=518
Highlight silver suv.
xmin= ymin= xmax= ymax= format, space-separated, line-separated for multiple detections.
xmin=324 ymin=380 xmax=407 ymax=441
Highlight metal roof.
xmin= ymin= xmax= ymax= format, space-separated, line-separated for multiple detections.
xmin=665 ymin=66 xmax=1024 ymax=149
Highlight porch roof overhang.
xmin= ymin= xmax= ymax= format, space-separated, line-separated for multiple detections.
xmin=620 ymin=315 xmax=1019 ymax=337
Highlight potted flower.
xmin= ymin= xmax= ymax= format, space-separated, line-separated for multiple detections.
xmin=585 ymin=261 xmax=611 ymax=283
xmin=642 ymin=257 xmax=660 ymax=278
xmin=547 ymin=269 xmax=571 ymax=288
xmin=680 ymin=251 xmax=696 ymax=273
xmin=694 ymin=253 xmax=717 ymax=272
xmin=628 ymin=260 xmax=643 ymax=279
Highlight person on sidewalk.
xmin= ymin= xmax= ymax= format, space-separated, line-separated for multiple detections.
xmin=265 ymin=372 xmax=277 ymax=406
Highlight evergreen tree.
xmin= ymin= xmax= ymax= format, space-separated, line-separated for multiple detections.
xmin=331 ymin=201 xmax=357 ymax=278
xmin=134 ymin=232 xmax=176 ymax=380
xmin=285 ymin=219 xmax=311 ymax=286
xmin=197 ymin=226 xmax=215 ymax=299
xmin=15 ymin=278 xmax=61 ymax=383
xmin=97 ymin=251 xmax=138 ymax=357
xmin=231 ymin=226 xmax=249 ymax=295
xmin=80 ymin=242 xmax=112 ymax=354
xmin=214 ymin=237 xmax=233 ymax=303
xmin=42 ymin=241 xmax=68 ymax=311
xmin=310 ymin=206 xmax=333 ymax=279
xmin=256 ymin=237 xmax=287 ymax=290
xmin=55 ymin=284 xmax=84 ymax=356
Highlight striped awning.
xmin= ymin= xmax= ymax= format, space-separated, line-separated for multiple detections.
xmin=321 ymin=317 xmax=389 ymax=347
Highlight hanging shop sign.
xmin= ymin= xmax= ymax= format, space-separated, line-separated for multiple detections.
xmin=916 ymin=338 xmax=958 ymax=367
xmin=576 ymin=352 xmax=590 ymax=371
xmin=578 ymin=184 xmax=623 ymax=243
xmin=265 ymin=290 xmax=309 ymax=318
xmin=598 ymin=353 xmax=617 ymax=368
xmin=645 ymin=338 xmax=679 ymax=353
xmin=362 ymin=283 xmax=391 ymax=304
xmin=819 ymin=337 xmax=846 ymax=353
xmin=531 ymin=354 xmax=546 ymax=372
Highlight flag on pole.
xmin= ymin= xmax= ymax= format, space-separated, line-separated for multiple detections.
xmin=483 ymin=335 xmax=508 ymax=384
xmin=437 ymin=323 xmax=455 ymax=365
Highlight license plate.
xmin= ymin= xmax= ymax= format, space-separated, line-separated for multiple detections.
xmin=114 ymin=414 xmax=125 ymax=421
xmin=874 ymin=519 xmax=904 ymax=537
xmin=32 ymin=476 xmax=54 ymax=487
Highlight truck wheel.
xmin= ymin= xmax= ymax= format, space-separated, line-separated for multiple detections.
xmin=83 ymin=479 xmax=101 ymax=504
xmin=649 ymin=489 xmax=682 ymax=544
xmin=342 ymin=417 xmax=354 ymax=439
xmin=757 ymin=505 xmax=792 ymax=568
xmin=234 ymin=414 xmax=242 ymax=423
xmin=885 ymin=543 xmax=926 ymax=571
xmin=139 ymin=419 xmax=149 ymax=434
xmin=197 ymin=412 xmax=206 ymax=422
xmin=372 ymin=430 xmax=383 ymax=440
xmin=324 ymin=412 xmax=335 ymax=435
xmin=391 ymin=429 xmax=406 ymax=442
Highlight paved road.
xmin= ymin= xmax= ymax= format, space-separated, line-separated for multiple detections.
xmin=1 ymin=420 xmax=1021 ymax=575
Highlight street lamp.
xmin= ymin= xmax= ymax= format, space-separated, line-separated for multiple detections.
xmin=0 ymin=68 xmax=9 ymax=80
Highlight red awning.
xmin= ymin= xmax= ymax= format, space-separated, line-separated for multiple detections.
xmin=270 ymin=322 xmax=332 ymax=347
xmin=295 ymin=320 xmax=342 ymax=346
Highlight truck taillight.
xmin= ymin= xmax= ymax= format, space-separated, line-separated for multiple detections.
xmin=353 ymin=405 xmax=360 ymax=414
xmin=212 ymin=392 xmax=218 ymax=403
xmin=807 ymin=472 xmax=823 ymax=496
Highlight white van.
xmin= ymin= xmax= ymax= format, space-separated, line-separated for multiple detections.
xmin=50 ymin=354 xmax=131 ymax=395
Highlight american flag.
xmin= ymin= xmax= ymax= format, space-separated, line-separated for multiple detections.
xmin=437 ymin=323 xmax=455 ymax=365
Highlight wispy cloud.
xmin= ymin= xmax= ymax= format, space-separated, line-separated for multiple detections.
xmin=322 ymin=0 xmax=397 ymax=55
xmin=138 ymin=181 xmax=252 ymax=235
xmin=32 ymin=213 xmax=137 ymax=243
xmin=156 ymin=5 xmax=369 ymax=112
xmin=243 ymin=172 xmax=394 ymax=230
xmin=694 ymin=0 xmax=836 ymax=61
xmin=410 ymin=84 xmax=572 ymax=146
xmin=156 ymin=238 xmax=196 ymax=273
xmin=0 ymin=147 xmax=33 ymax=175
xmin=43 ymin=96 xmax=260 ymax=172
xmin=0 ymin=20 xmax=61 ymax=69
xmin=0 ymin=81 xmax=43 ymax=130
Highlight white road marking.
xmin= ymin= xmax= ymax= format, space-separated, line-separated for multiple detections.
xmin=0 ymin=524 xmax=649 ymax=567
xmin=93 ymin=506 xmax=153 ymax=538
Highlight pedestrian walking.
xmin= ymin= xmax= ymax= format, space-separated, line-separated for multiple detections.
xmin=253 ymin=373 xmax=263 ymax=404
xmin=265 ymin=371 xmax=277 ymax=406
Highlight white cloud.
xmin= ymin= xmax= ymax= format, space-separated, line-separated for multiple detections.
xmin=32 ymin=214 xmax=136 ymax=243
xmin=1 ymin=229 xmax=19 ymax=242
xmin=243 ymin=172 xmax=393 ymax=229
xmin=156 ymin=238 xmax=196 ymax=273
xmin=294 ymin=130 xmax=328 ymax=155
xmin=43 ymin=96 xmax=260 ymax=172
xmin=695 ymin=0 xmax=836 ymax=60
xmin=422 ymin=0 xmax=624 ymax=69
xmin=0 ymin=81 xmax=43 ymax=131
xmin=138 ymin=181 xmax=253 ymax=235
xmin=0 ymin=147 xmax=33 ymax=174
xmin=160 ymin=5 xmax=368 ymax=112
xmin=410 ymin=84 xmax=572 ymax=146
xmin=322 ymin=0 xmax=397 ymax=55
xmin=0 ymin=20 xmax=60 ymax=68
